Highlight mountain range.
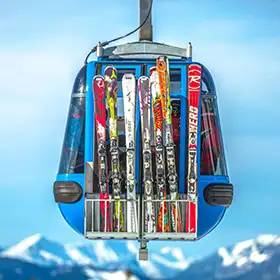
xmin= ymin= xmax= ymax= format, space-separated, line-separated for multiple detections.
xmin=0 ymin=233 xmax=280 ymax=279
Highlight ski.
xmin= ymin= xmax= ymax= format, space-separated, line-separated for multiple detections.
xmin=150 ymin=67 xmax=169 ymax=232
xmin=138 ymin=76 xmax=156 ymax=233
xmin=156 ymin=56 xmax=182 ymax=232
xmin=104 ymin=65 xmax=124 ymax=232
xmin=185 ymin=64 xmax=202 ymax=235
xmin=122 ymin=73 xmax=138 ymax=233
xmin=93 ymin=75 xmax=111 ymax=232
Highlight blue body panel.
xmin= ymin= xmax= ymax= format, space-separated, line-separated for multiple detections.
xmin=55 ymin=59 xmax=229 ymax=239
xmin=57 ymin=174 xmax=85 ymax=235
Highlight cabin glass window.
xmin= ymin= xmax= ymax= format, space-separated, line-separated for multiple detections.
xmin=58 ymin=97 xmax=85 ymax=174
xmin=200 ymin=95 xmax=227 ymax=176
xmin=170 ymin=69 xmax=181 ymax=93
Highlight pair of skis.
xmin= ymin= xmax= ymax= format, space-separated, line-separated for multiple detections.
xmin=93 ymin=66 xmax=138 ymax=233
xmin=152 ymin=56 xmax=182 ymax=233
xmin=138 ymin=56 xmax=181 ymax=233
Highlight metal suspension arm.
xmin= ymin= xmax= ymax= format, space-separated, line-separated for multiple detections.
xmin=139 ymin=0 xmax=153 ymax=41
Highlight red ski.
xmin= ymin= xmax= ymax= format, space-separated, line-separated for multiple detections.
xmin=185 ymin=64 xmax=202 ymax=235
xmin=93 ymin=75 xmax=111 ymax=232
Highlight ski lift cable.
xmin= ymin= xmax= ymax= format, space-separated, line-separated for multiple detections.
xmin=84 ymin=0 xmax=153 ymax=64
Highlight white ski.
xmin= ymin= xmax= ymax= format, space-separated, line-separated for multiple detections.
xmin=122 ymin=73 xmax=138 ymax=233
xmin=138 ymin=76 xmax=156 ymax=234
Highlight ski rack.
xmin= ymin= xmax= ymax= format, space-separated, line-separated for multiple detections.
xmin=85 ymin=196 xmax=140 ymax=239
xmin=84 ymin=45 xmax=198 ymax=261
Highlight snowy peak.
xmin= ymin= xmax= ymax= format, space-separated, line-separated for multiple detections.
xmin=2 ymin=233 xmax=280 ymax=280
xmin=151 ymin=247 xmax=192 ymax=270
xmin=0 ymin=235 xmax=193 ymax=279
xmin=1 ymin=233 xmax=42 ymax=259
xmin=65 ymin=240 xmax=119 ymax=266
xmin=0 ymin=233 xmax=71 ymax=265
xmin=218 ymin=234 xmax=280 ymax=269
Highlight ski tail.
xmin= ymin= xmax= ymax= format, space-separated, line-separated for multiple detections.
xmin=186 ymin=64 xmax=202 ymax=235
xmin=122 ymin=73 xmax=138 ymax=233
xmin=93 ymin=75 xmax=111 ymax=232
xmin=104 ymin=66 xmax=125 ymax=232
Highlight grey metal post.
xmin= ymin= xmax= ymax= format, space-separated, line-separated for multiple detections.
xmin=139 ymin=0 xmax=153 ymax=41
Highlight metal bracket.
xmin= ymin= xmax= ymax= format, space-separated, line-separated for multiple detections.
xmin=102 ymin=41 xmax=188 ymax=60
xmin=139 ymin=0 xmax=153 ymax=41
xmin=138 ymin=240 xmax=148 ymax=261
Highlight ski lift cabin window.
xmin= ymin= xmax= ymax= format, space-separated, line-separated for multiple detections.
xmin=170 ymin=68 xmax=181 ymax=93
xmin=58 ymin=66 xmax=86 ymax=175
xmin=200 ymin=78 xmax=227 ymax=176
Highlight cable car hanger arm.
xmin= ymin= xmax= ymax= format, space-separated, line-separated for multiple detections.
xmin=84 ymin=0 xmax=153 ymax=64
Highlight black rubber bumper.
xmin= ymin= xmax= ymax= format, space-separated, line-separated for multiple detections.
xmin=204 ymin=183 xmax=233 ymax=207
xmin=53 ymin=181 xmax=83 ymax=203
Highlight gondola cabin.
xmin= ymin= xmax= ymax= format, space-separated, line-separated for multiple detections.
xmin=53 ymin=1 xmax=233 ymax=260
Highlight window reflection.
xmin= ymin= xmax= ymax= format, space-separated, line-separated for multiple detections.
xmin=58 ymin=66 xmax=86 ymax=174
xmin=200 ymin=96 xmax=227 ymax=176
xmin=170 ymin=69 xmax=181 ymax=93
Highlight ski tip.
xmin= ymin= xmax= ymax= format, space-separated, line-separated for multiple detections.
xmin=188 ymin=64 xmax=202 ymax=70
xmin=137 ymin=76 xmax=149 ymax=91
xmin=122 ymin=73 xmax=135 ymax=81
xmin=93 ymin=74 xmax=104 ymax=80
xmin=104 ymin=65 xmax=118 ymax=78
xmin=138 ymin=75 xmax=149 ymax=81
xmin=93 ymin=75 xmax=105 ymax=89
xmin=188 ymin=64 xmax=202 ymax=76
xmin=104 ymin=65 xmax=117 ymax=71
xmin=138 ymin=76 xmax=149 ymax=85
xmin=149 ymin=66 xmax=157 ymax=76
xmin=157 ymin=55 xmax=168 ymax=61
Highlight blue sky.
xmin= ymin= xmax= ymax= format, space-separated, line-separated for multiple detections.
xmin=1 ymin=0 xmax=280 ymax=258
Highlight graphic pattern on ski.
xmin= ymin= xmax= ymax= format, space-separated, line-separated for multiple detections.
xmin=104 ymin=66 xmax=124 ymax=232
xmin=93 ymin=75 xmax=111 ymax=232
xmin=150 ymin=67 xmax=169 ymax=232
xmin=156 ymin=56 xmax=182 ymax=232
xmin=138 ymin=76 xmax=156 ymax=233
xmin=186 ymin=64 xmax=202 ymax=235
xmin=123 ymin=73 xmax=138 ymax=233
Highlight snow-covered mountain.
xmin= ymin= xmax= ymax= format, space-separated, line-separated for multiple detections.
xmin=0 ymin=234 xmax=280 ymax=279
xmin=176 ymin=234 xmax=280 ymax=280
xmin=0 ymin=234 xmax=193 ymax=279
